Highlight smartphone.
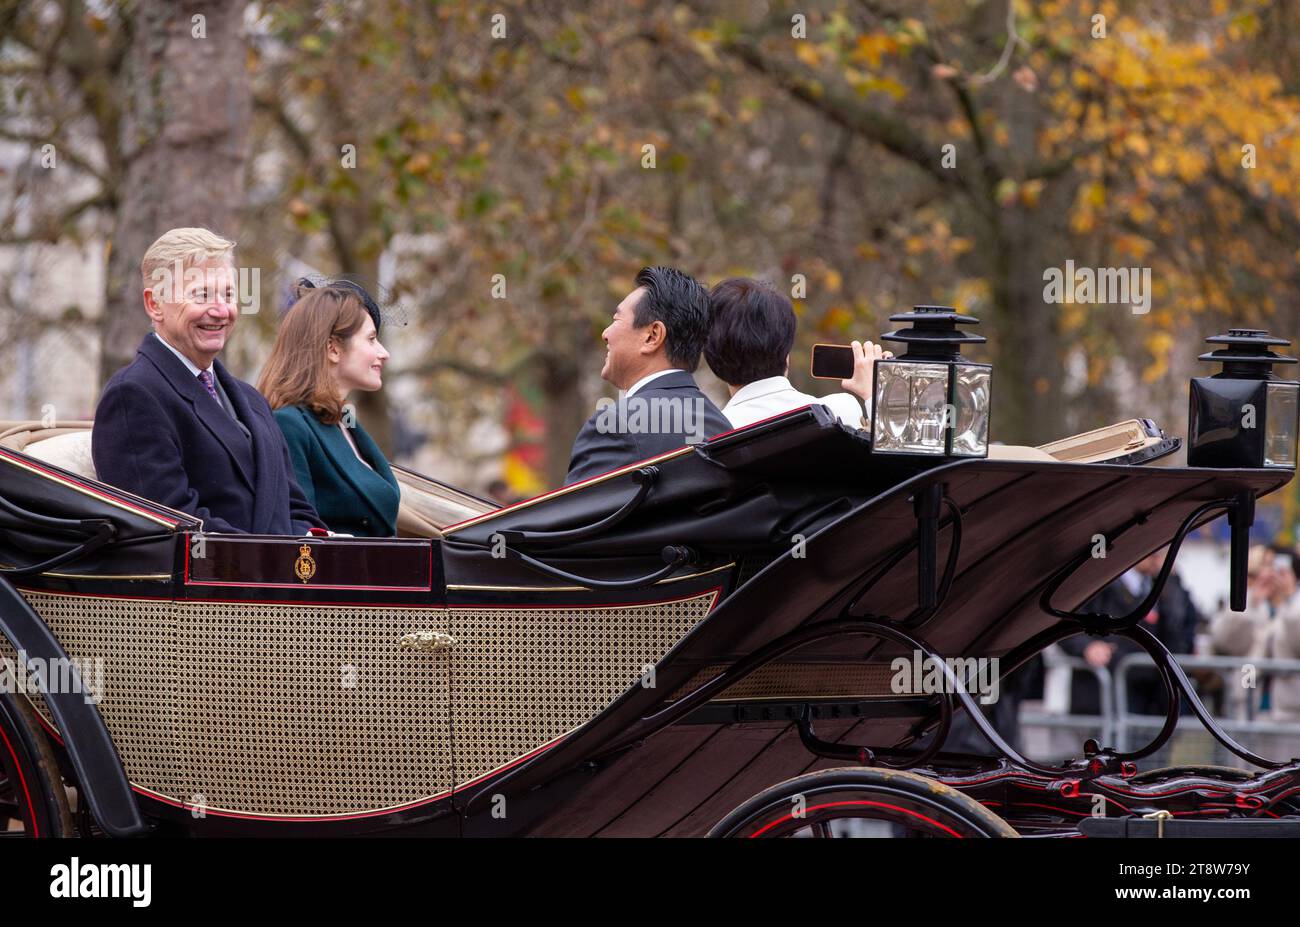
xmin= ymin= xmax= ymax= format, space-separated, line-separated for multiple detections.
xmin=811 ymin=343 xmax=855 ymax=380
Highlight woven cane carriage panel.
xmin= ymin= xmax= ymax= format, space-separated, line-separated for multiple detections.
xmin=172 ymin=600 xmax=452 ymax=816
xmin=11 ymin=591 xmax=455 ymax=816
xmin=8 ymin=591 xmax=181 ymax=800
xmin=668 ymin=662 xmax=899 ymax=702
xmin=449 ymin=591 xmax=717 ymax=785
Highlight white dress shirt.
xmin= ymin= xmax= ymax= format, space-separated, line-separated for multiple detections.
xmin=1120 ymin=568 xmax=1149 ymax=599
xmin=722 ymin=376 xmax=865 ymax=429
xmin=153 ymin=331 xmax=213 ymax=379
xmin=152 ymin=332 xmax=251 ymax=438
xmin=625 ymin=368 xmax=679 ymax=398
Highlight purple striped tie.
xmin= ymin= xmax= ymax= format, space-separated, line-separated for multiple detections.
xmin=197 ymin=370 xmax=220 ymax=403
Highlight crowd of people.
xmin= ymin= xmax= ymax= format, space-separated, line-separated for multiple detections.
xmin=1207 ymin=544 xmax=1300 ymax=722
xmin=948 ymin=544 xmax=1300 ymax=758
xmin=90 ymin=226 xmax=890 ymax=537
xmin=1054 ymin=542 xmax=1300 ymax=725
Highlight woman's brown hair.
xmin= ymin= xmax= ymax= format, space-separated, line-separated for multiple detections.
xmin=257 ymin=286 xmax=369 ymax=425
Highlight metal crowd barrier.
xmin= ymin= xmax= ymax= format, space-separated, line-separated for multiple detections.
xmin=1020 ymin=652 xmax=1300 ymax=766
xmin=1019 ymin=656 xmax=1115 ymax=748
xmin=1114 ymin=653 xmax=1300 ymax=756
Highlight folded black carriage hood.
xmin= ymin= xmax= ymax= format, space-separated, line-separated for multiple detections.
xmin=0 ymin=447 xmax=191 ymax=577
xmin=446 ymin=405 xmax=913 ymax=557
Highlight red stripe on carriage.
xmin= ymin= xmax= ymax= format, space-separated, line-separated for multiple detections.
xmin=748 ymin=800 xmax=964 ymax=838
xmin=15 ymin=585 xmax=723 ymax=614
xmin=184 ymin=580 xmax=434 ymax=592
xmin=0 ymin=447 xmax=183 ymax=526
xmin=15 ymin=586 xmax=439 ymax=608
xmin=0 ymin=724 xmax=40 ymax=837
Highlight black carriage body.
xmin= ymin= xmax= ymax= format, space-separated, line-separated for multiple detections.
xmin=0 ymin=406 xmax=1294 ymax=837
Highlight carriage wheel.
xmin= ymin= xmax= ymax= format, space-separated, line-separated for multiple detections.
xmin=709 ymin=767 xmax=1019 ymax=838
xmin=0 ymin=695 xmax=73 ymax=837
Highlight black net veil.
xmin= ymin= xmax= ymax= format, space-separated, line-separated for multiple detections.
xmin=284 ymin=273 xmax=410 ymax=335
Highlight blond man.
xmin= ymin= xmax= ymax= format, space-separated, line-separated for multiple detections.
xmin=92 ymin=228 xmax=322 ymax=534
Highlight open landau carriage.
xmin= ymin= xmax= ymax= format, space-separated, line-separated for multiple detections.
xmin=4 ymin=312 xmax=1300 ymax=839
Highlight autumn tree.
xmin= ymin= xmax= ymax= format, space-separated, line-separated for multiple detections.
xmin=661 ymin=0 xmax=1300 ymax=442
xmin=8 ymin=0 xmax=1300 ymax=489
xmin=0 ymin=0 xmax=252 ymax=385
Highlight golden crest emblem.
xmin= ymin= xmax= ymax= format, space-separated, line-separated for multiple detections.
xmin=294 ymin=543 xmax=317 ymax=583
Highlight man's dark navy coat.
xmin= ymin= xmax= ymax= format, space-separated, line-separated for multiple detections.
xmin=92 ymin=334 xmax=323 ymax=534
xmin=565 ymin=369 xmax=730 ymax=484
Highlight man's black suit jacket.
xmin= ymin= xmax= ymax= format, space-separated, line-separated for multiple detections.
xmin=565 ymin=369 xmax=730 ymax=484
xmin=1060 ymin=574 xmax=1201 ymax=715
xmin=92 ymin=334 xmax=323 ymax=534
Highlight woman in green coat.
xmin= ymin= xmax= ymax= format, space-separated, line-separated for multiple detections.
xmin=258 ymin=280 xmax=400 ymax=537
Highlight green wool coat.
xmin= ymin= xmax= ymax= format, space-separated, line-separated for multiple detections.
xmin=273 ymin=404 xmax=400 ymax=537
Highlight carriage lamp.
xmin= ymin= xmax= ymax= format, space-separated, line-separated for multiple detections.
xmin=872 ymin=306 xmax=991 ymax=457
xmin=1187 ymin=329 xmax=1298 ymax=469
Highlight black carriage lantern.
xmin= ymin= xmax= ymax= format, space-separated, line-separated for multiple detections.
xmin=1187 ymin=329 xmax=1299 ymax=470
xmin=872 ymin=306 xmax=991 ymax=457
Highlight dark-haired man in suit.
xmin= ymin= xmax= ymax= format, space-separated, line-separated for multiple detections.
xmin=92 ymin=227 xmax=323 ymax=535
xmin=565 ymin=266 xmax=730 ymax=484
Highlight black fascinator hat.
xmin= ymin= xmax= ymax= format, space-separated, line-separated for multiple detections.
xmin=286 ymin=274 xmax=408 ymax=336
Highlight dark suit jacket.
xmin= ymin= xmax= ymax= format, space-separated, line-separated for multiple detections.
xmin=92 ymin=334 xmax=323 ymax=535
xmin=565 ymin=369 xmax=730 ymax=484
xmin=1060 ymin=573 xmax=1200 ymax=715
xmin=273 ymin=405 xmax=400 ymax=538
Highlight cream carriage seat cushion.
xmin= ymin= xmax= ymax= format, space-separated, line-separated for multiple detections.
xmin=21 ymin=430 xmax=98 ymax=480
xmin=987 ymin=444 xmax=1057 ymax=462
xmin=992 ymin=420 xmax=1172 ymax=464
xmin=18 ymin=430 xmax=479 ymax=539
xmin=5 ymin=421 xmax=489 ymax=539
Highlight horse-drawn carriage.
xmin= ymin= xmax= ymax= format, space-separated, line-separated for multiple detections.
xmin=3 ymin=314 xmax=1300 ymax=838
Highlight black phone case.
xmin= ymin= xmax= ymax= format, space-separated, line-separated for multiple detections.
xmin=811 ymin=344 xmax=854 ymax=380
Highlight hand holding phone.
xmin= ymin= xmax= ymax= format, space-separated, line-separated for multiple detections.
xmin=811 ymin=343 xmax=856 ymax=380
xmin=810 ymin=341 xmax=892 ymax=407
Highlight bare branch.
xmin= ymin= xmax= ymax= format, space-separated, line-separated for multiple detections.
xmin=0 ymin=127 xmax=109 ymax=183
xmin=967 ymin=1 xmax=1028 ymax=86
xmin=253 ymin=89 xmax=360 ymax=271
xmin=0 ymin=188 xmax=112 ymax=244
xmin=717 ymin=36 xmax=975 ymax=201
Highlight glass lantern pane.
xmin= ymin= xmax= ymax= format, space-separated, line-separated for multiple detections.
xmin=873 ymin=362 xmax=949 ymax=454
xmin=1265 ymin=381 xmax=1299 ymax=468
xmin=879 ymin=366 xmax=913 ymax=446
xmin=914 ymin=375 xmax=949 ymax=450
xmin=951 ymin=365 xmax=991 ymax=457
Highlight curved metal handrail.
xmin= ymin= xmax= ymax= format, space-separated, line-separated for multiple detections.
xmin=0 ymin=493 xmax=119 ymax=577
xmin=497 ymin=466 xmax=660 ymax=548
xmin=1039 ymin=498 xmax=1231 ymax=630
xmin=502 ymin=543 xmax=699 ymax=591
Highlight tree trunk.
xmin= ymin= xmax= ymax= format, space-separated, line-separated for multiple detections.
xmin=100 ymin=0 xmax=251 ymax=385
xmin=540 ymin=346 xmax=587 ymax=489
xmin=988 ymin=213 xmax=1064 ymax=447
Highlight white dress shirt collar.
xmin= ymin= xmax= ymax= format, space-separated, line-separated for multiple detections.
xmin=1120 ymin=568 xmax=1147 ymax=598
xmin=625 ymin=367 xmax=679 ymax=398
xmin=728 ymin=376 xmax=794 ymax=405
xmin=153 ymin=331 xmax=214 ymax=378
xmin=722 ymin=375 xmax=864 ymax=430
